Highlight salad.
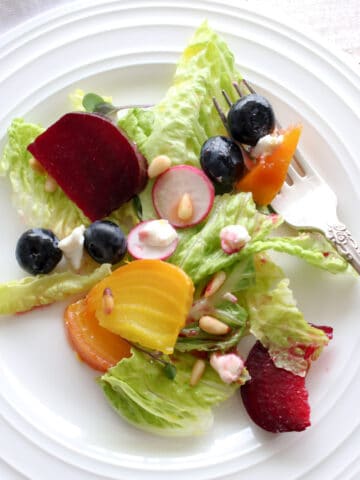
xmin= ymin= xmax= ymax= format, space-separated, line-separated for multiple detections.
xmin=0 ymin=22 xmax=354 ymax=437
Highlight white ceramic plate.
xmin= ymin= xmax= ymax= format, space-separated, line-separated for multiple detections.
xmin=1 ymin=1 xmax=360 ymax=479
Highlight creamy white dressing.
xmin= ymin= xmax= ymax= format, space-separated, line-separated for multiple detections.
xmin=138 ymin=219 xmax=178 ymax=247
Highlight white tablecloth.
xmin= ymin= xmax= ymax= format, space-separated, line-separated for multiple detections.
xmin=1 ymin=0 xmax=360 ymax=62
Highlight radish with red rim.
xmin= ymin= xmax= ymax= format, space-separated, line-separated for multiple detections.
xmin=152 ymin=166 xmax=215 ymax=228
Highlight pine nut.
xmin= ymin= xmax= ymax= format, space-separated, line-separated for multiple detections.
xmin=204 ymin=271 xmax=226 ymax=298
xmin=199 ymin=315 xmax=230 ymax=335
xmin=29 ymin=156 xmax=45 ymax=174
xmin=222 ymin=292 xmax=238 ymax=303
xmin=177 ymin=193 xmax=193 ymax=221
xmin=148 ymin=155 xmax=171 ymax=178
xmin=190 ymin=359 xmax=206 ymax=386
xmin=44 ymin=175 xmax=57 ymax=193
xmin=102 ymin=287 xmax=114 ymax=315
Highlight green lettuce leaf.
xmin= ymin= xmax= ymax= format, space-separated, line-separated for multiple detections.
xmin=175 ymin=326 xmax=244 ymax=353
xmin=221 ymin=256 xmax=256 ymax=293
xmin=170 ymin=192 xmax=281 ymax=284
xmin=215 ymin=300 xmax=248 ymax=327
xmin=0 ymin=118 xmax=89 ymax=238
xmin=169 ymin=188 xmax=348 ymax=286
xmin=175 ymin=301 xmax=247 ymax=353
xmin=246 ymin=231 xmax=349 ymax=274
xmin=0 ymin=118 xmax=138 ymax=237
xmin=117 ymin=107 xmax=154 ymax=155
xmin=191 ymin=255 xmax=256 ymax=305
xmin=176 ymin=258 xmax=252 ymax=353
xmin=121 ymin=21 xmax=242 ymax=166
xmin=239 ymin=255 xmax=330 ymax=376
xmin=119 ymin=21 xmax=243 ymax=220
xmin=0 ymin=263 xmax=112 ymax=315
xmin=100 ymin=348 xmax=244 ymax=436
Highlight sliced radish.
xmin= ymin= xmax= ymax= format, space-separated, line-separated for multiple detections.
xmin=152 ymin=165 xmax=215 ymax=228
xmin=127 ymin=220 xmax=179 ymax=260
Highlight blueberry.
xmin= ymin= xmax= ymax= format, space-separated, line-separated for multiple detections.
xmin=16 ymin=228 xmax=62 ymax=275
xmin=84 ymin=220 xmax=127 ymax=264
xmin=200 ymin=136 xmax=245 ymax=192
xmin=227 ymin=93 xmax=275 ymax=146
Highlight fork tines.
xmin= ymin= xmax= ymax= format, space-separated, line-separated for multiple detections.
xmin=221 ymin=89 xmax=232 ymax=107
xmin=212 ymin=79 xmax=253 ymax=131
xmin=212 ymin=96 xmax=229 ymax=133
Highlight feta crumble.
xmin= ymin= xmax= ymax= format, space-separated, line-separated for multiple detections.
xmin=220 ymin=225 xmax=251 ymax=254
xmin=210 ymin=353 xmax=245 ymax=384
xmin=58 ymin=225 xmax=85 ymax=270
xmin=251 ymin=133 xmax=284 ymax=158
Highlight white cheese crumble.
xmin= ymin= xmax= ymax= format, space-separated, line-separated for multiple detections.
xmin=138 ymin=219 xmax=178 ymax=247
xmin=251 ymin=133 xmax=284 ymax=158
xmin=58 ymin=225 xmax=85 ymax=270
xmin=210 ymin=353 xmax=245 ymax=384
xmin=220 ymin=225 xmax=251 ymax=254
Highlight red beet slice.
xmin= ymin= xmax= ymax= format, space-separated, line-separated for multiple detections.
xmin=241 ymin=341 xmax=311 ymax=433
xmin=28 ymin=112 xmax=147 ymax=221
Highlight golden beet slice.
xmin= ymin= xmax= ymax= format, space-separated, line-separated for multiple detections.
xmin=236 ymin=125 xmax=302 ymax=205
xmin=64 ymin=297 xmax=131 ymax=372
xmin=86 ymin=259 xmax=194 ymax=354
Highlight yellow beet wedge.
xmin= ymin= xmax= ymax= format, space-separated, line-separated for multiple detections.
xmin=86 ymin=259 xmax=194 ymax=354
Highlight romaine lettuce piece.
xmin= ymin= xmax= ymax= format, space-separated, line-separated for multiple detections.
xmin=192 ymin=254 xmax=256 ymax=305
xmin=0 ymin=118 xmax=138 ymax=238
xmin=170 ymin=192 xmax=280 ymax=283
xmin=123 ymin=21 xmax=242 ymax=167
xmin=221 ymin=256 xmax=256 ymax=293
xmin=246 ymin=231 xmax=350 ymax=274
xmin=215 ymin=300 xmax=248 ymax=327
xmin=170 ymin=189 xmax=348 ymax=286
xmin=0 ymin=118 xmax=89 ymax=238
xmin=239 ymin=255 xmax=330 ymax=376
xmin=100 ymin=348 xmax=246 ymax=436
xmin=0 ymin=263 xmax=112 ymax=315
xmin=176 ymin=258 xmax=252 ymax=353
xmin=175 ymin=301 xmax=247 ymax=353
xmin=117 ymin=107 xmax=155 ymax=158
xmin=119 ymin=21 xmax=243 ymax=220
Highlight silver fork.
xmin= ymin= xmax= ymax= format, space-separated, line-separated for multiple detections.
xmin=272 ymin=159 xmax=360 ymax=274
xmin=213 ymin=81 xmax=360 ymax=274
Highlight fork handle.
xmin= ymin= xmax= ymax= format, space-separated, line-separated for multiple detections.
xmin=326 ymin=223 xmax=360 ymax=274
